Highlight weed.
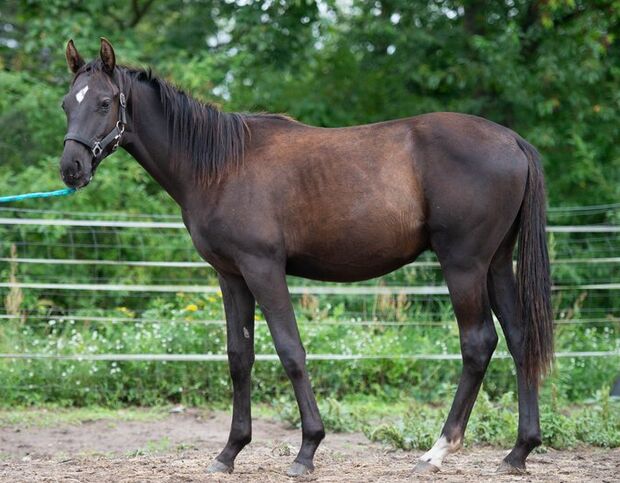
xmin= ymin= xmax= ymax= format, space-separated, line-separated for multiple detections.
xmin=129 ymin=437 xmax=171 ymax=456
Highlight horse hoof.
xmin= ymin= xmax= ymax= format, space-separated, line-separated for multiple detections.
xmin=496 ymin=460 xmax=526 ymax=475
xmin=413 ymin=460 xmax=440 ymax=474
xmin=287 ymin=461 xmax=313 ymax=477
xmin=207 ymin=459 xmax=233 ymax=474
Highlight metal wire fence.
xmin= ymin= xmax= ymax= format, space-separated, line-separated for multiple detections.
xmin=0 ymin=205 xmax=618 ymax=365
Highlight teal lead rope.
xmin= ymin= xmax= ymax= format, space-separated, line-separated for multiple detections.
xmin=0 ymin=188 xmax=77 ymax=203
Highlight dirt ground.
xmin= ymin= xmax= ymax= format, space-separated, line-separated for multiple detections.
xmin=0 ymin=409 xmax=618 ymax=482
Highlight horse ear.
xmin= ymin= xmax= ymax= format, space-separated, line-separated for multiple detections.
xmin=100 ymin=37 xmax=116 ymax=73
xmin=66 ymin=39 xmax=84 ymax=74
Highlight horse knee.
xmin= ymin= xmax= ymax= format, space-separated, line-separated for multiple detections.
xmin=228 ymin=349 xmax=254 ymax=379
xmin=278 ymin=347 xmax=307 ymax=380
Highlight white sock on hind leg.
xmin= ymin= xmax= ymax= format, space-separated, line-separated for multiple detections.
xmin=419 ymin=435 xmax=462 ymax=468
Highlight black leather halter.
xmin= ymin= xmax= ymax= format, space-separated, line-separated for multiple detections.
xmin=63 ymin=79 xmax=128 ymax=160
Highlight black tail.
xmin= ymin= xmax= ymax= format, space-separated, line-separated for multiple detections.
xmin=515 ymin=138 xmax=554 ymax=386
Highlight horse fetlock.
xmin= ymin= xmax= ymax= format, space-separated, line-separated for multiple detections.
xmin=502 ymin=439 xmax=537 ymax=471
xmin=519 ymin=431 xmax=542 ymax=451
xmin=231 ymin=431 xmax=252 ymax=448
xmin=303 ymin=425 xmax=325 ymax=444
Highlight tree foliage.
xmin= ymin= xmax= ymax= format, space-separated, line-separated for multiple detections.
xmin=0 ymin=0 xmax=619 ymax=211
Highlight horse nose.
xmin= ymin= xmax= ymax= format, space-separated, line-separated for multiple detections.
xmin=64 ymin=159 xmax=82 ymax=179
xmin=60 ymin=157 xmax=84 ymax=187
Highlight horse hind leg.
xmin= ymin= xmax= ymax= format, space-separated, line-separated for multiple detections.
xmin=488 ymin=232 xmax=542 ymax=473
xmin=414 ymin=258 xmax=498 ymax=473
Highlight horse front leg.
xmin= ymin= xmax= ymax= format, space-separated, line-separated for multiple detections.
xmin=207 ymin=273 xmax=256 ymax=474
xmin=241 ymin=257 xmax=325 ymax=477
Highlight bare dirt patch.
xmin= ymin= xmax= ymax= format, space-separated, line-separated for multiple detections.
xmin=0 ymin=409 xmax=617 ymax=482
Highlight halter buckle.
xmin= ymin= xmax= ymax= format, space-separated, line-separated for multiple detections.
xmin=112 ymin=121 xmax=126 ymax=151
xmin=92 ymin=142 xmax=102 ymax=158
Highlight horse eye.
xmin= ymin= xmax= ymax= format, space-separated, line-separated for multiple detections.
xmin=101 ymin=99 xmax=111 ymax=109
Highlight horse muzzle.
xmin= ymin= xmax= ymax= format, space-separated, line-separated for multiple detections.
xmin=60 ymin=141 xmax=94 ymax=189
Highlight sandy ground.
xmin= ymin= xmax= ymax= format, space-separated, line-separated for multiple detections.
xmin=0 ymin=409 xmax=618 ymax=482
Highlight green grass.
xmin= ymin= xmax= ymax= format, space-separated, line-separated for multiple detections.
xmin=0 ymin=405 xmax=169 ymax=428
xmin=128 ymin=437 xmax=172 ymax=457
xmin=270 ymin=388 xmax=620 ymax=450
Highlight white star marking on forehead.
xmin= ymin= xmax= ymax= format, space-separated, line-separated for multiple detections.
xmin=76 ymin=85 xmax=89 ymax=104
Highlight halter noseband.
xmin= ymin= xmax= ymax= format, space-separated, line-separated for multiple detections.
xmin=63 ymin=78 xmax=128 ymax=161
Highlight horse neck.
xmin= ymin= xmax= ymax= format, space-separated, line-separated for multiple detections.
xmin=121 ymin=79 xmax=191 ymax=207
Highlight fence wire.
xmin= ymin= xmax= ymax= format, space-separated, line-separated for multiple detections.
xmin=0 ymin=209 xmax=618 ymax=367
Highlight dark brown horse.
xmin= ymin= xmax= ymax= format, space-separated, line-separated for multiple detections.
xmin=59 ymin=39 xmax=553 ymax=476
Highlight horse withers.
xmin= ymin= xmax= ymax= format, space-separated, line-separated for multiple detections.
xmin=59 ymin=38 xmax=553 ymax=476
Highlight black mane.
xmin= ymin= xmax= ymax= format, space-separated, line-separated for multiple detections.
xmin=76 ymin=60 xmax=294 ymax=184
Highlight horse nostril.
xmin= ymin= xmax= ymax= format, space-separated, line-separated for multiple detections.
xmin=74 ymin=159 xmax=82 ymax=173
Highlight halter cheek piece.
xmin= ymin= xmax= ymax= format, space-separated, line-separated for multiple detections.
xmin=63 ymin=81 xmax=128 ymax=162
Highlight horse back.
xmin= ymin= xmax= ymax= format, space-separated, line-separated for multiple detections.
xmin=189 ymin=113 xmax=528 ymax=281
